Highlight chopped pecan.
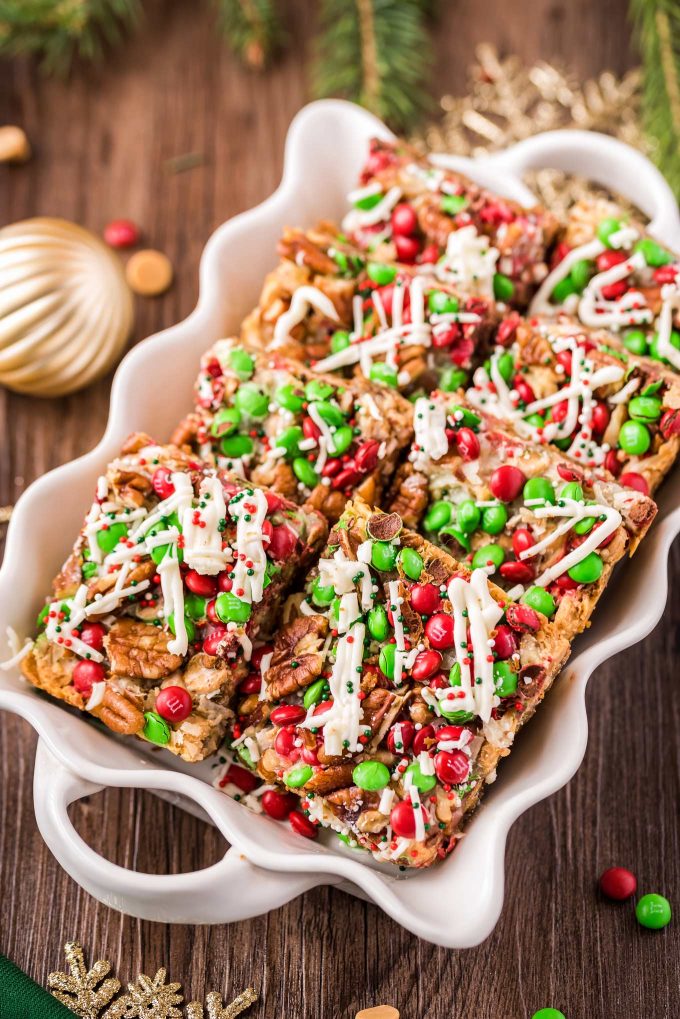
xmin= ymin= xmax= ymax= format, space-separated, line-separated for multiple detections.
xmin=277 ymin=228 xmax=339 ymax=275
xmin=52 ymin=544 xmax=85 ymax=599
xmin=266 ymin=614 xmax=329 ymax=700
xmin=87 ymin=560 xmax=156 ymax=600
xmin=120 ymin=432 xmax=156 ymax=456
xmin=389 ymin=467 xmax=429 ymax=530
xmin=111 ymin=468 xmax=153 ymax=508
xmin=170 ymin=413 xmax=201 ymax=449
xmin=104 ymin=619 xmax=184 ymax=680
xmin=325 ymin=785 xmax=378 ymax=827
xmin=305 ymin=762 xmax=355 ymax=795
xmin=361 ymin=687 xmax=395 ymax=734
xmin=92 ymin=685 xmax=144 ymax=735
xmin=183 ymin=652 xmax=237 ymax=698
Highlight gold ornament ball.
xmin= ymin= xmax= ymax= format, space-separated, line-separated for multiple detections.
xmin=0 ymin=217 xmax=134 ymax=397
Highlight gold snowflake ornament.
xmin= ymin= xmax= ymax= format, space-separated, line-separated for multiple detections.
xmin=48 ymin=942 xmax=121 ymax=1019
xmin=103 ymin=969 xmax=183 ymax=1019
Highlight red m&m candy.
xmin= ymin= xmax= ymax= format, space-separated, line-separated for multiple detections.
xmin=155 ymin=685 xmax=193 ymax=723
xmin=390 ymin=799 xmax=428 ymax=838
xmin=490 ymin=464 xmax=526 ymax=502
xmin=103 ymin=218 xmax=140 ymax=249
xmin=262 ymin=789 xmax=297 ymax=820
xmin=289 ymin=810 xmax=318 ymax=839
xmin=410 ymin=583 xmax=440 ymax=616
xmin=425 ymin=613 xmax=455 ymax=650
xmin=79 ymin=622 xmax=107 ymax=653
xmin=72 ymin=660 xmax=105 ymax=698
xmin=599 ymin=866 xmax=637 ymax=901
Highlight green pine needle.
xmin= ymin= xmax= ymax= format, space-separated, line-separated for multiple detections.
xmin=213 ymin=0 xmax=284 ymax=70
xmin=0 ymin=0 xmax=141 ymax=73
xmin=631 ymin=0 xmax=680 ymax=198
xmin=313 ymin=0 xmax=432 ymax=132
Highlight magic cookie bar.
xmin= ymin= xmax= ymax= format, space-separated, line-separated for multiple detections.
xmin=388 ymin=395 xmax=656 ymax=641
xmin=233 ymin=498 xmax=571 ymax=868
xmin=466 ymin=314 xmax=680 ymax=494
xmin=171 ymin=339 xmax=414 ymax=523
xmin=21 ymin=434 xmax=326 ymax=762
xmin=242 ymin=223 xmax=496 ymax=392
xmin=529 ymin=196 xmax=680 ymax=373
xmin=343 ymin=137 xmax=560 ymax=308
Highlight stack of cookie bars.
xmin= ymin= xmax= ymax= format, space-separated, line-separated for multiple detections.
xmin=20 ymin=137 xmax=680 ymax=868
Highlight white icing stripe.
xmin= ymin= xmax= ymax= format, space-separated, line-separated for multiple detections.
xmin=271 ymin=285 xmax=339 ymax=349
xmin=428 ymin=224 xmax=499 ymax=298
xmin=182 ymin=474 xmax=229 ymax=575
xmin=446 ymin=568 xmax=504 ymax=723
xmin=519 ymin=500 xmax=622 ymax=586
xmin=318 ymin=549 xmax=374 ymax=612
xmin=229 ymin=488 xmax=269 ymax=604
xmin=342 ymin=185 xmax=402 ymax=232
xmin=412 ymin=396 xmax=448 ymax=469
xmin=655 ymin=283 xmax=680 ymax=369
xmin=408 ymin=783 xmax=426 ymax=841
xmin=530 ymin=238 xmax=605 ymax=315
xmin=158 ymin=545 xmax=188 ymax=656
xmin=578 ymin=251 xmax=651 ymax=329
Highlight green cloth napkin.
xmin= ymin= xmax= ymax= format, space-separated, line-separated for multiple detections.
xmin=0 ymin=954 xmax=74 ymax=1019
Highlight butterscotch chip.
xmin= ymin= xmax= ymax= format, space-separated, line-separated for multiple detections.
xmin=0 ymin=125 xmax=31 ymax=163
xmin=356 ymin=1008 xmax=399 ymax=1019
xmin=126 ymin=248 xmax=173 ymax=296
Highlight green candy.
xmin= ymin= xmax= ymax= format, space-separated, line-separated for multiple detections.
xmin=82 ymin=561 xmax=98 ymax=579
xmin=367 ymin=604 xmax=390 ymax=641
xmin=493 ymin=273 xmax=515 ymax=302
xmin=228 ymin=348 xmax=254 ymax=379
xmin=472 ymin=543 xmax=505 ymax=571
xmin=96 ymin=522 xmax=128 ymax=553
xmin=559 ymin=481 xmax=584 ymax=502
xmin=285 ymin=763 xmax=313 ymax=788
xmin=440 ymin=194 xmax=468 ymax=215
xmin=438 ymin=526 xmax=471 ymax=552
xmin=329 ymin=597 xmax=341 ymax=625
xmin=628 ymin=395 xmax=662 ymax=423
xmin=522 ymin=586 xmax=556 ymax=618
xmin=220 ymin=434 xmax=254 ymax=458
xmin=304 ymin=677 xmax=328 ymax=710
xmin=531 ymin=1010 xmax=566 ymax=1019
xmin=457 ymin=499 xmax=481 ymax=534
xmin=210 ymin=407 xmax=241 ymax=437
xmin=428 ymin=290 xmax=459 ymax=315
xmin=352 ymin=760 xmax=391 ymax=791
xmin=293 ymin=457 xmax=319 ymax=488
xmin=634 ymin=237 xmax=673 ymax=267
xmin=398 ymin=547 xmax=423 ymax=580
xmin=618 ymin=419 xmax=651 ymax=455
xmin=481 ymin=504 xmax=508 ymax=535
xmin=329 ymin=424 xmax=353 ymax=455
xmin=237 ymin=745 xmax=254 ymax=768
xmin=570 ymin=258 xmax=592 ymax=292
xmin=449 ymin=662 xmax=461 ymax=686
xmin=36 ymin=604 xmax=50 ymax=628
xmin=379 ymin=642 xmax=396 ymax=680
xmin=441 ymin=664 xmax=474 ymax=721
xmin=524 ymin=412 xmax=546 ymax=428
xmin=650 ymin=329 xmax=680 ymax=364
xmin=274 ymin=425 xmax=303 ymax=458
xmin=184 ymin=592 xmax=206 ymax=620
xmin=305 ymin=379 xmax=334 ymax=402
xmin=235 ymin=382 xmax=269 ymax=418
xmin=450 ymin=404 xmax=481 ymax=429
xmin=313 ymin=399 xmax=345 ymax=427
xmin=597 ymin=216 xmax=623 ymax=247
xmin=215 ymin=592 xmax=252 ymax=623
xmin=331 ymin=329 xmax=351 ymax=353
xmin=493 ymin=661 xmax=518 ymax=697
xmin=439 ymin=367 xmax=468 ymax=392
xmin=275 ymin=383 xmax=305 ymax=413
xmin=553 ymin=435 xmax=573 ymax=451
xmin=354 ymin=191 xmax=383 ymax=211
xmin=573 ymin=512 xmax=596 ymax=535
xmin=311 ymin=577 xmax=335 ymax=607
xmin=635 ymin=893 xmax=672 ymax=930
xmin=367 ymin=262 xmax=397 ymax=285
xmin=371 ymin=540 xmax=398 ymax=572
xmin=403 ymin=761 xmax=437 ymax=793
xmin=622 ymin=329 xmax=649 ymax=355
xmin=567 ymin=551 xmax=603 ymax=584
xmin=523 ymin=477 xmax=556 ymax=505
xmin=369 ymin=362 xmax=399 ymax=387
xmin=423 ymin=500 xmax=453 ymax=531
xmin=143 ymin=711 xmax=171 ymax=746
xmin=551 ymin=276 xmax=577 ymax=303
xmin=168 ymin=613 xmax=196 ymax=642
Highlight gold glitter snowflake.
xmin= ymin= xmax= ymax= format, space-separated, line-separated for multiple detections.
xmin=102 ymin=969 xmax=183 ymax=1019
xmin=48 ymin=942 xmax=121 ymax=1019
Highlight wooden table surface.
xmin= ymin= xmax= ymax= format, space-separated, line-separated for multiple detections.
xmin=1 ymin=2 xmax=678 ymax=1016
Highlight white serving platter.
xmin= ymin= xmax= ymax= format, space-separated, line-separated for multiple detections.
xmin=2 ymin=99 xmax=680 ymax=948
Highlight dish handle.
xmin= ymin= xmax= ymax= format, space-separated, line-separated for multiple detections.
xmin=32 ymin=739 xmax=323 ymax=924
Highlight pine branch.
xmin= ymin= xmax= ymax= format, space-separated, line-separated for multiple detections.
xmin=0 ymin=0 xmax=141 ymax=73
xmin=313 ymin=0 xmax=432 ymax=132
xmin=213 ymin=0 xmax=283 ymax=70
xmin=630 ymin=0 xmax=680 ymax=198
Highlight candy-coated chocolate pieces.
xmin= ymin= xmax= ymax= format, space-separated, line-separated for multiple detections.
xmin=636 ymin=893 xmax=672 ymax=930
xmin=599 ymin=866 xmax=637 ymax=901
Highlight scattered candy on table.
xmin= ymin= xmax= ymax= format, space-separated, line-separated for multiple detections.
xmin=125 ymin=248 xmax=174 ymax=295
xmin=531 ymin=1010 xmax=566 ymax=1019
xmin=0 ymin=125 xmax=31 ymax=163
xmin=355 ymin=1007 xmax=399 ymax=1019
xmin=636 ymin=893 xmax=672 ymax=930
xmin=599 ymin=866 xmax=637 ymax=900
xmin=104 ymin=218 xmax=141 ymax=248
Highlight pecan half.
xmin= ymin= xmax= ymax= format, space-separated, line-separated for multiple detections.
xmin=104 ymin=619 xmax=184 ymax=680
xmin=266 ymin=614 xmax=329 ymax=700
xmin=305 ymin=762 xmax=355 ymax=795
xmin=92 ymin=686 xmax=144 ymax=735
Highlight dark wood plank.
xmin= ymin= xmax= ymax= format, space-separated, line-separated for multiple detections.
xmin=2 ymin=2 xmax=678 ymax=1017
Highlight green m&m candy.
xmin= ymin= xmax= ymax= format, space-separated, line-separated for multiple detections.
xmin=440 ymin=194 xmax=468 ymax=215
xmin=367 ymin=262 xmax=397 ymax=285
xmin=313 ymin=400 xmax=345 ymax=427
xmin=650 ymin=330 xmax=680 ymax=364
xmin=450 ymin=404 xmax=481 ymax=429
xmin=560 ymin=481 xmax=584 ymax=502
xmin=531 ymin=1010 xmax=566 ymax=1019
xmin=493 ymin=273 xmax=515 ymax=302
xmin=82 ymin=561 xmax=98 ymax=579
xmin=472 ymin=543 xmax=505 ymax=571
xmin=622 ymin=329 xmax=648 ymax=355
xmin=228 ymin=348 xmax=254 ymax=379
xmin=493 ymin=661 xmax=517 ymax=697
xmin=304 ymin=677 xmax=328 ymax=710
xmin=398 ymin=546 xmax=423 ymax=580
xmin=481 ymin=503 xmax=508 ymax=535
xmin=371 ymin=540 xmax=398 ymax=572
xmin=636 ymin=893 xmax=672 ymax=929
xmin=235 ymin=383 xmax=269 ymax=418
xmin=597 ymin=216 xmax=623 ymax=247
xmin=210 ymin=406 xmax=241 ymax=437
xmin=184 ymin=592 xmax=206 ymax=620
xmin=36 ymin=604 xmax=50 ymax=628
xmin=438 ymin=525 xmax=471 ymax=553
xmin=215 ymin=592 xmax=252 ymax=623
xmin=523 ymin=476 xmax=556 ymax=504
xmin=143 ymin=711 xmax=171 ymax=745
xmin=311 ymin=577 xmax=335 ymax=607
xmin=570 ymin=258 xmax=591 ymax=292
xmin=439 ymin=367 xmax=468 ymax=392
xmin=305 ymin=379 xmax=334 ymax=402
xmin=495 ymin=351 xmax=515 ymax=383
xmin=369 ymin=361 xmax=399 ymax=387
xmin=220 ymin=434 xmax=254 ymax=458
xmin=634 ymin=237 xmax=673 ymax=267
xmin=428 ymin=290 xmax=459 ymax=315
xmin=379 ymin=642 xmax=396 ymax=680
xmin=97 ymin=522 xmax=128 ymax=553
xmin=618 ymin=419 xmax=651 ymax=456
xmin=329 ymin=424 xmax=353 ymax=455
xmin=568 ymin=551 xmax=603 ymax=584
xmin=457 ymin=499 xmax=481 ymax=534
xmin=403 ymin=761 xmax=437 ymax=793
xmin=285 ymin=763 xmax=313 ymax=788
xmin=628 ymin=395 xmax=662 ymax=422
xmin=168 ymin=613 xmax=196 ymax=642
xmin=573 ymin=510 xmax=596 ymax=535
xmin=367 ymin=604 xmax=389 ymax=641
xmin=330 ymin=329 xmax=351 ymax=353
xmin=274 ymin=425 xmax=303 ymax=457
xmin=352 ymin=760 xmax=391 ymax=791
xmin=524 ymin=412 xmax=546 ymax=428
xmin=424 ymin=500 xmax=453 ymax=531
xmin=275 ymin=383 xmax=305 ymax=413
xmin=522 ymin=586 xmax=556 ymax=618
xmin=551 ymin=276 xmax=577 ymax=303
xmin=354 ymin=191 xmax=383 ymax=211
xmin=292 ymin=457 xmax=319 ymax=488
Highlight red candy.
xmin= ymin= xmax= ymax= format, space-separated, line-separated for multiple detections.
xmin=395 ymin=234 xmax=420 ymax=263
xmin=596 ymin=249 xmax=627 ymax=273
xmin=619 ymin=471 xmax=649 ymax=496
xmin=72 ymin=660 xmax=105 ymax=698
xmin=264 ymin=491 xmax=283 ymax=514
xmin=604 ymin=449 xmax=622 ymax=477
xmin=436 ymin=725 xmax=466 ymax=743
xmin=270 ymin=704 xmax=306 ymax=726
xmin=302 ymin=416 xmax=321 ymax=441
xmin=185 ymin=570 xmax=218 ymax=598
xmin=261 ymin=789 xmax=297 ymax=821
xmin=218 ymin=573 xmax=234 ymax=592
xmin=79 ymin=622 xmax=106 ymax=652
xmin=391 ymin=203 xmax=418 ymax=237
xmin=419 ymin=243 xmax=439 ymax=264
xmin=513 ymin=376 xmax=536 ymax=404
xmin=389 ymin=800 xmax=428 ymax=839
xmin=512 ymin=527 xmax=535 ymax=557
xmin=206 ymin=599 xmax=219 ymax=624
xmin=505 ymin=602 xmax=540 ymax=633
xmin=599 ymin=866 xmax=637 ymax=901
xmin=456 ymin=427 xmax=480 ymax=461
xmin=155 ymin=685 xmax=193 ymax=723
xmin=275 ymin=727 xmax=298 ymax=757
xmin=410 ymin=649 xmax=442 ymax=681
xmin=354 ymin=439 xmax=380 ymax=473
xmin=409 ymin=583 xmax=440 ymax=616
xmin=425 ymin=613 xmax=455 ymax=650
xmin=238 ymin=673 xmax=262 ymax=695
xmin=499 ymin=560 xmax=535 ymax=584
xmin=250 ymin=644 xmax=273 ymax=670
xmin=103 ymin=218 xmax=139 ymax=249
xmin=492 ymin=623 xmax=518 ymax=660
xmin=412 ymin=724 xmax=435 ymax=755
xmin=152 ymin=467 xmax=175 ymax=500
xmin=434 ymin=749 xmax=470 ymax=785
xmin=591 ymin=401 xmax=610 ymax=435
xmin=387 ymin=719 xmax=415 ymax=754
xmin=269 ymin=524 xmax=297 ymax=561
xmin=490 ymin=464 xmax=526 ymax=502
xmin=223 ymin=764 xmax=259 ymax=793
xmin=203 ymin=625 xmax=227 ymax=656
xmin=289 ymin=810 xmax=318 ymax=839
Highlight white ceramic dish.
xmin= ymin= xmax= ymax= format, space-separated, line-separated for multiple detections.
xmin=2 ymin=100 xmax=680 ymax=948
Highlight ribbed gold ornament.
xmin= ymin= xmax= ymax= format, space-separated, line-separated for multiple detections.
xmin=0 ymin=218 xmax=134 ymax=397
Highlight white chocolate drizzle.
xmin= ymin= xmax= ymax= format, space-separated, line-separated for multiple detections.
xmin=271 ymin=285 xmax=339 ymax=348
